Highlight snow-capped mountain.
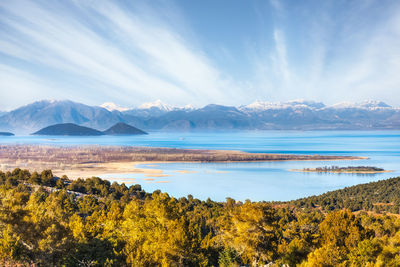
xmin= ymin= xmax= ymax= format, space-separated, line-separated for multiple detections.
xmin=123 ymin=100 xmax=194 ymax=118
xmin=329 ymin=100 xmax=392 ymax=110
xmin=137 ymin=100 xmax=194 ymax=111
xmin=0 ymin=100 xmax=124 ymax=134
xmin=138 ymin=100 xmax=174 ymax=111
xmin=0 ymin=99 xmax=399 ymax=134
xmin=100 ymin=102 xmax=130 ymax=112
xmin=240 ymin=100 xmax=325 ymax=111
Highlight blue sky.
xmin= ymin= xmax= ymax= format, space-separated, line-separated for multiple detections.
xmin=1 ymin=0 xmax=400 ymax=110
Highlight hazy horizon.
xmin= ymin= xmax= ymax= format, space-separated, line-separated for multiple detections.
xmin=1 ymin=0 xmax=400 ymax=110
xmin=0 ymin=98 xmax=398 ymax=112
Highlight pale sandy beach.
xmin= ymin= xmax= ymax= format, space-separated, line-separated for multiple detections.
xmin=51 ymin=161 xmax=166 ymax=179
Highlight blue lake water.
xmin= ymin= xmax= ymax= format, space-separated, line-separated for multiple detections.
xmin=1 ymin=131 xmax=400 ymax=201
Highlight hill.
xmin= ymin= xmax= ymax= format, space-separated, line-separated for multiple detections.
xmin=0 ymin=132 xmax=14 ymax=136
xmin=103 ymin=122 xmax=147 ymax=135
xmin=32 ymin=123 xmax=105 ymax=136
xmin=2 ymin=169 xmax=400 ymax=266
xmin=289 ymin=177 xmax=400 ymax=213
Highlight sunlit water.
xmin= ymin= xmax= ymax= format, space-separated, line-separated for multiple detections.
xmin=1 ymin=131 xmax=399 ymax=201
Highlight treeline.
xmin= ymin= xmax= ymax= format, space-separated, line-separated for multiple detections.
xmin=1 ymin=169 xmax=400 ymax=266
xmin=304 ymin=166 xmax=385 ymax=172
xmin=290 ymin=177 xmax=400 ymax=214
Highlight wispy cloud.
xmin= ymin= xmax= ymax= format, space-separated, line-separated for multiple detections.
xmin=0 ymin=0 xmax=242 ymax=110
xmin=0 ymin=0 xmax=399 ymax=110
xmin=251 ymin=0 xmax=400 ymax=104
xmin=0 ymin=64 xmax=58 ymax=110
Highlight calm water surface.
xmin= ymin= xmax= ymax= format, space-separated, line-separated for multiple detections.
xmin=1 ymin=131 xmax=399 ymax=201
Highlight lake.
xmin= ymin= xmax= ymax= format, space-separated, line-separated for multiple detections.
xmin=1 ymin=131 xmax=400 ymax=201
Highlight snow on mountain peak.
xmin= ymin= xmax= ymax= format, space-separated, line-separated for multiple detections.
xmin=329 ymin=100 xmax=391 ymax=109
xmin=183 ymin=104 xmax=195 ymax=110
xmin=137 ymin=100 xmax=194 ymax=111
xmin=138 ymin=100 xmax=173 ymax=111
xmin=242 ymin=100 xmax=325 ymax=111
xmin=100 ymin=102 xmax=130 ymax=112
xmin=358 ymin=100 xmax=391 ymax=108
xmin=286 ymin=99 xmax=325 ymax=109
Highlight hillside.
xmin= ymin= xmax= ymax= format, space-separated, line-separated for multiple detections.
xmin=1 ymin=169 xmax=400 ymax=266
xmin=103 ymin=122 xmax=147 ymax=135
xmin=0 ymin=132 xmax=14 ymax=136
xmin=0 ymin=100 xmax=124 ymax=134
xmin=289 ymin=177 xmax=400 ymax=213
xmin=32 ymin=123 xmax=105 ymax=136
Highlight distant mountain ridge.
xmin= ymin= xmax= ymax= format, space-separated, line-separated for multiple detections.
xmin=0 ymin=100 xmax=124 ymax=134
xmin=0 ymin=99 xmax=399 ymax=134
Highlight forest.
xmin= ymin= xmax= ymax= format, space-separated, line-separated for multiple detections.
xmin=1 ymin=168 xmax=400 ymax=266
xmin=290 ymin=177 xmax=400 ymax=214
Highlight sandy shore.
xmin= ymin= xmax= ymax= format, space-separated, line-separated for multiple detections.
xmin=51 ymin=162 xmax=165 ymax=179
xmin=0 ymin=144 xmax=369 ymax=180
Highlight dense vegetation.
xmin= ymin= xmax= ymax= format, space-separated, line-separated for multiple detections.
xmin=103 ymin=122 xmax=148 ymax=135
xmin=291 ymin=177 xmax=400 ymax=214
xmin=32 ymin=123 xmax=105 ymax=136
xmin=1 ymin=169 xmax=400 ymax=266
xmin=0 ymin=132 xmax=14 ymax=136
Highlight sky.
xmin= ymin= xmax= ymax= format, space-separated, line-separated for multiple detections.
xmin=0 ymin=0 xmax=400 ymax=110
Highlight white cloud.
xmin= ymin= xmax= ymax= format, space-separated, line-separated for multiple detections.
xmin=0 ymin=65 xmax=59 ymax=110
xmin=0 ymin=0 xmax=243 ymax=109
xmin=250 ymin=1 xmax=400 ymax=105
xmin=272 ymin=29 xmax=290 ymax=84
xmin=0 ymin=0 xmax=399 ymax=109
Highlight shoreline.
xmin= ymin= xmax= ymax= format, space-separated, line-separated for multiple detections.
xmin=0 ymin=144 xmax=369 ymax=179
xmin=51 ymin=161 xmax=166 ymax=179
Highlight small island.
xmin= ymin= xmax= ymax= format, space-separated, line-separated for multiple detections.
xmin=103 ymin=122 xmax=148 ymax=135
xmin=0 ymin=132 xmax=14 ymax=136
xmin=32 ymin=122 xmax=147 ymax=136
xmin=292 ymin=165 xmax=392 ymax=174
xmin=32 ymin=123 xmax=105 ymax=136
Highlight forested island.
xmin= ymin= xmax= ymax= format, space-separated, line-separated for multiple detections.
xmin=1 ymin=168 xmax=400 ymax=266
xmin=103 ymin=122 xmax=148 ymax=135
xmin=292 ymin=165 xmax=389 ymax=173
xmin=32 ymin=123 xmax=105 ymax=136
xmin=0 ymin=132 xmax=14 ymax=136
xmin=31 ymin=122 xmax=147 ymax=136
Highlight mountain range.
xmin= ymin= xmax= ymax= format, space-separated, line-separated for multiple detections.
xmin=0 ymin=99 xmax=399 ymax=134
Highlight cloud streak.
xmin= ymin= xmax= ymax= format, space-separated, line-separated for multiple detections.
xmin=251 ymin=0 xmax=400 ymax=104
xmin=0 ymin=0 xmax=242 ymax=110
xmin=0 ymin=0 xmax=399 ymax=110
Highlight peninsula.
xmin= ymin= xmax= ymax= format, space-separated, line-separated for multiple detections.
xmin=0 ymin=145 xmax=366 ymax=178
